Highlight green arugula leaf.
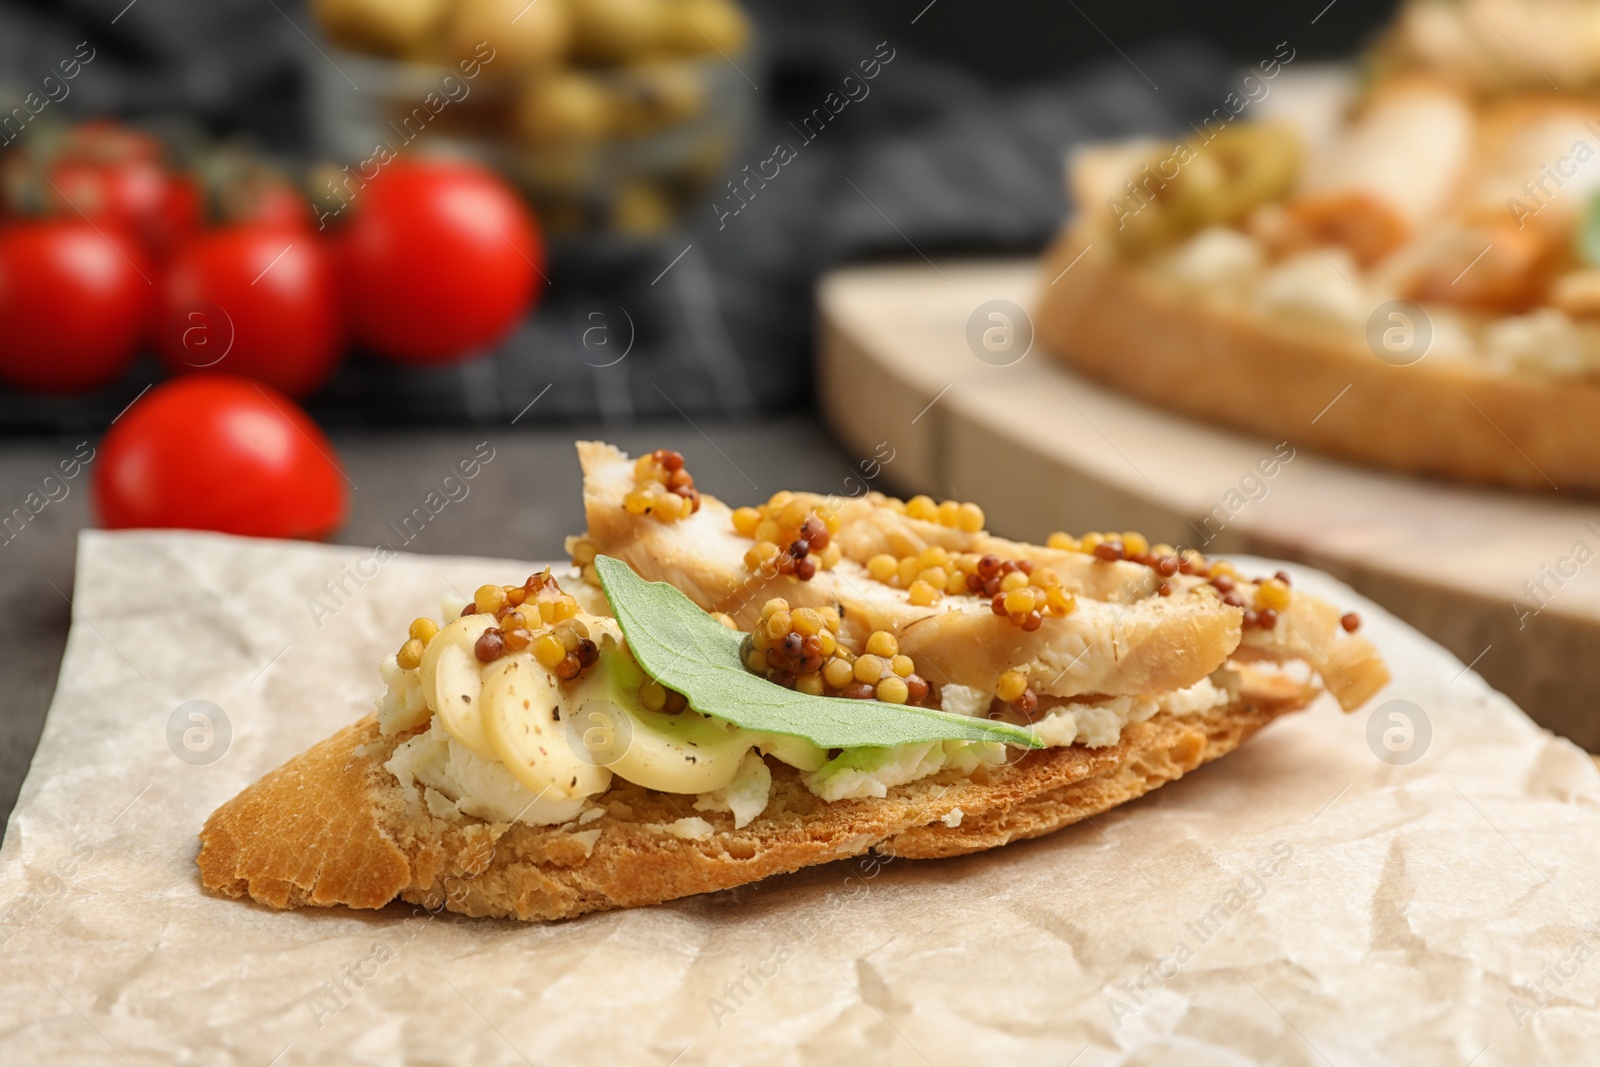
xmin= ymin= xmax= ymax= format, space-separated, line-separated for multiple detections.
xmin=594 ymin=555 xmax=1042 ymax=750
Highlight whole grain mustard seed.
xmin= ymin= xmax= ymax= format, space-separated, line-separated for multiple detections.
xmin=740 ymin=599 xmax=931 ymax=706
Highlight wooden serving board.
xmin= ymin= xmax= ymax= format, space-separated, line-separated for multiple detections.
xmin=817 ymin=258 xmax=1600 ymax=750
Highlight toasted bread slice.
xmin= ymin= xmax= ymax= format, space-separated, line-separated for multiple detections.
xmin=196 ymin=669 xmax=1313 ymax=921
xmin=1035 ymin=229 xmax=1600 ymax=491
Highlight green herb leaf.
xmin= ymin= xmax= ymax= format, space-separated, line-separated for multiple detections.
xmin=594 ymin=555 xmax=1042 ymax=750
xmin=1581 ymin=193 xmax=1600 ymax=268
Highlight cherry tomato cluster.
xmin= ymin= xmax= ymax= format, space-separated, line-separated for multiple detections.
xmin=0 ymin=120 xmax=546 ymax=397
xmin=0 ymin=120 xmax=547 ymax=540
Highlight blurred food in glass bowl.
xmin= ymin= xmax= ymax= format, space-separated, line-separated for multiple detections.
xmin=305 ymin=0 xmax=755 ymax=236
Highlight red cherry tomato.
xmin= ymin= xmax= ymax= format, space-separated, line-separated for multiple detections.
xmin=94 ymin=376 xmax=348 ymax=539
xmin=336 ymin=159 xmax=543 ymax=364
xmin=59 ymin=120 xmax=165 ymax=163
xmin=0 ymin=220 xmax=151 ymax=393
xmin=48 ymin=158 xmax=201 ymax=261
xmin=157 ymin=225 xmax=342 ymax=396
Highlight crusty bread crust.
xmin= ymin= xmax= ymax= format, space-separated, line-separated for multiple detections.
xmin=1035 ymin=228 xmax=1600 ymax=492
xmin=196 ymin=671 xmax=1313 ymax=922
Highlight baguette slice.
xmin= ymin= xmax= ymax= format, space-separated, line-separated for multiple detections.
xmin=196 ymin=669 xmax=1312 ymax=921
xmin=1036 ymin=229 xmax=1600 ymax=491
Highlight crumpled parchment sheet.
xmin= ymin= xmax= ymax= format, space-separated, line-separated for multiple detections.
xmin=1 ymin=529 xmax=1597 ymax=1066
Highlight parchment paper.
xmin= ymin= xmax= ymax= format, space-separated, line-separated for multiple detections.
xmin=3 ymin=529 xmax=1598 ymax=1066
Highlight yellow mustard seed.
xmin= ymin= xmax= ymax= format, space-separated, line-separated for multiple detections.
xmin=765 ymin=611 xmax=791 ymax=638
xmin=1123 ymin=532 xmax=1150 ymax=556
xmin=868 ymin=554 xmax=898 ymax=582
xmin=891 ymin=654 xmax=914 ymax=678
xmin=397 ymin=638 xmax=425 ymax=670
xmin=475 ymin=584 xmax=508 ymax=614
xmin=906 ymin=495 xmax=938 ymax=521
xmin=854 ymin=654 xmax=885 ymax=684
xmin=957 ymin=502 xmax=985 ymax=533
xmin=778 ymin=498 xmax=810 ymax=529
xmin=817 ymin=630 xmax=837 ymax=656
xmin=745 ymin=648 xmax=769 ymax=674
xmin=996 ymin=669 xmax=1027 ymax=703
xmin=792 ymin=607 xmax=823 ymax=636
xmin=731 ymin=507 xmax=761 ymax=537
xmin=1257 ymin=579 xmax=1292 ymax=611
xmin=640 ymin=679 xmax=667 ymax=711
xmin=865 ymin=630 xmax=899 ymax=658
xmin=907 ymin=580 xmax=940 ymax=606
xmin=918 ymin=566 xmax=949 ymax=590
xmin=533 ymin=633 xmax=566 ymax=669
xmin=944 ymin=571 xmax=969 ymax=596
xmin=937 ymin=500 xmax=960 ymax=527
xmin=796 ymin=672 xmax=825 ymax=696
xmin=876 ymin=675 xmax=910 ymax=704
xmin=1004 ymin=587 xmax=1036 ymax=614
xmin=1046 ymin=532 xmax=1077 ymax=551
xmin=823 ymin=657 xmax=855 ymax=689
xmin=819 ymin=543 xmax=842 ymax=569
xmin=408 ymin=617 xmax=439 ymax=643
xmin=762 ymin=597 xmax=789 ymax=617
xmin=918 ymin=545 xmax=950 ymax=569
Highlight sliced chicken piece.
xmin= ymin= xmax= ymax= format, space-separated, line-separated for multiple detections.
xmin=575 ymin=442 xmax=1240 ymax=700
xmin=1298 ymin=75 xmax=1475 ymax=232
xmin=819 ymin=490 xmax=1387 ymax=710
xmin=1461 ymin=97 xmax=1600 ymax=233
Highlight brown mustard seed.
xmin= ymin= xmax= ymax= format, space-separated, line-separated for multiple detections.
xmin=474 ymin=629 xmax=506 ymax=662
xmin=555 ymin=653 xmax=582 ymax=681
xmin=842 ymin=681 xmax=876 ymax=700
xmin=1093 ymin=541 xmax=1124 ymax=562
xmin=905 ymin=675 xmax=929 ymax=704
xmin=1341 ymin=612 xmax=1361 ymax=633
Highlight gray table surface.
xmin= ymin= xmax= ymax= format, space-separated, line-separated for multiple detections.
xmin=0 ymin=416 xmax=863 ymax=828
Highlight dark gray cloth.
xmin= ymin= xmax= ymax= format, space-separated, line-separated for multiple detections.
xmin=0 ymin=0 xmax=1233 ymax=432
